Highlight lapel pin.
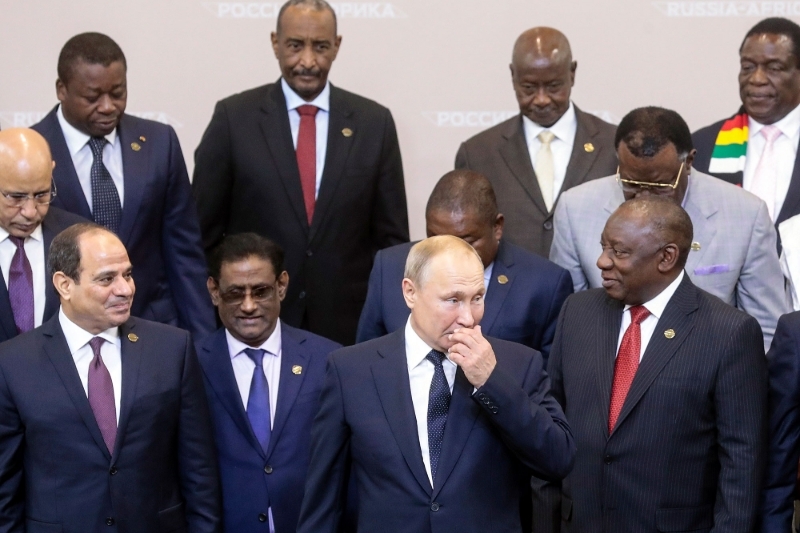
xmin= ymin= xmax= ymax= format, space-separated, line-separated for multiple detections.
xmin=584 ymin=142 xmax=595 ymax=153
xmin=292 ymin=365 xmax=303 ymax=375
xmin=691 ymin=242 xmax=701 ymax=251
xmin=497 ymin=274 xmax=509 ymax=285
xmin=139 ymin=136 xmax=146 ymax=142
xmin=130 ymin=142 xmax=141 ymax=152
xmin=127 ymin=333 xmax=139 ymax=342
xmin=664 ymin=329 xmax=675 ymax=339
xmin=342 ymin=128 xmax=353 ymax=138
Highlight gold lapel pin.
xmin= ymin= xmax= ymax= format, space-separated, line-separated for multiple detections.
xmin=497 ymin=274 xmax=509 ymax=285
xmin=691 ymin=242 xmax=701 ymax=251
xmin=130 ymin=142 xmax=141 ymax=152
xmin=342 ymin=128 xmax=353 ymax=138
xmin=664 ymin=329 xmax=675 ymax=339
xmin=139 ymin=136 xmax=146 ymax=142
xmin=292 ymin=365 xmax=303 ymax=375
xmin=127 ymin=333 xmax=139 ymax=342
xmin=584 ymin=143 xmax=595 ymax=153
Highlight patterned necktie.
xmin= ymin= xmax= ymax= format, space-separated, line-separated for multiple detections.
xmin=88 ymin=337 xmax=117 ymax=453
xmin=608 ymin=305 xmax=650 ymax=433
xmin=427 ymin=349 xmax=451 ymax=484
xmin=7 ymin=236 xmax=33 ymax=333
xmin=296 ymin=105 xmax=319 ymax=224
xmin=535 ymin=130 xmax=556 ymax=211
xmin=244 ymin=348 xmax=271 ymax=454
xmin=751 ymin=125 xmax=782 ymax=221
xmin=87 ymin=137 xmax=122 ymax=233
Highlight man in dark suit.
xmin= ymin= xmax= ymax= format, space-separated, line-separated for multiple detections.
xmin=197 ymin=233 xmax=340 ymax=533
xmin=455 ymin=27 xmax=616 ymax=257
xmin=357 ymin=169 xmax=572 ymax=362
xmin=193 ymin=0 xmax=409 ymax=346
xmin=297 ymin=235 xmax=575 ymax=533
xmin=548 ymin=197 xmax=767 ymax=533
xmin=31 ymin=32 xmax=215 ymax=342
xmin=0 ymin=128 xmax=86 ymax=343
xmin=0 ymin=223 xmax=222 ymax=533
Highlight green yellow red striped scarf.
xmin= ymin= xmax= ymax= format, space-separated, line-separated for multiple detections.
xmin=708 ymin=110 xmax=748 ymax=174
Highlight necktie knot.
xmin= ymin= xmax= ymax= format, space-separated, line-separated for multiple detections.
xmin=88 ymin=137 xmax=108 ymax=157
xmin=297 ymin=104 xmax=319 ymax=117
xmin=244 ymin=348 xmax=266 ymax=368
xmin=538 ymin=130 xmax=556 ymax=145
xmin=8 ymin=236 xmax=24 ymax=249
xmin=629 ymin=305 xmax=650 ymax=325
xmin=426 ymin=349 xmax=447 ymax=367
xmin=89 ymin=337 xmax=105 ymax=357
xmin=761 ymin=124 xmax=781 ymax=143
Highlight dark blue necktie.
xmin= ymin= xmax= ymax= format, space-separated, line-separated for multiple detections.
xmin=427 ymin=349 xmax=451 ymax=484
xmin=87 ymin=137 xmax=122 ymax=234
xmin=244 ymin=348 xmax=271 ymax=454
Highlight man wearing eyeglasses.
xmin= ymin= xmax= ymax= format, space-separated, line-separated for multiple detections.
xmin=550 ymin=106 xmax=788 ymax=350
xmin=0 ymin=128 xmax=86 ymax=343
xmin=197 ymin=232 xmax=340 ymax=533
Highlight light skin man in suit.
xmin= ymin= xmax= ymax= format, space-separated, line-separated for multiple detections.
xmin=547 ymin=197 xmax=768 ymax=533
xmin=0 ymin=223 xmax=222 ymax=532
xmin=31 ymin=32 xmax=216 ymax=343
xmin=197 ymin=233 xmax=340 ymax=533
xmin=455 ymin=27 xmax=617 ymax=257
xmin=193 ymin=0 xmax=409 ymax=347
xmin=297 ymin=235 xmax=575 ymax=533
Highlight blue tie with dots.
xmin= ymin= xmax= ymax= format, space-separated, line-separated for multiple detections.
xmin=427 ymin=349 xmax=451 ymax=484
xmin=87 ymin=137 xmax=122 ymax=234
xmin=244 ymin=348 xmax=271 ymax=454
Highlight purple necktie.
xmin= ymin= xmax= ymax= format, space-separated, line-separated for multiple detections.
xmin=7 ymin=236 xmax=33 ymax=333
xmin=88 ymin=337 xmax=117 ymax=453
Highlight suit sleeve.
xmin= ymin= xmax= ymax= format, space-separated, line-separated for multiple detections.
xmin=549 ymin=194 xmax=589 ymax=292
xmin=0 ymin=364 xmax=23 ymax=533
xmin=760 ymin=315 xmax=800 ymax=533
xmin=161 ymin=126 xmax=217 ymax=341
xmin=177 ymin=332 xmax=223 ymax=533
xmin=711 ymin=316 xmax=768 ymax=533
xmin=734 ymin=199 xmax=789 ymax=350
xmin=192 ymin=101 xmax=234 ymax=255
xmin=356 ymin=250 xmax=388 ymax=343
xmin=369 ymin=110 xmax=409 ymax=250
xmin=538 ymin=269 xmax=574 ymax=364
xmin=296 ymin=356 xmax=352 ymax=533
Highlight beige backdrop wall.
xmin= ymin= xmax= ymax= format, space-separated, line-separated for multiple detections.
xmin=1 ymin=0 xmax=793 ymax=239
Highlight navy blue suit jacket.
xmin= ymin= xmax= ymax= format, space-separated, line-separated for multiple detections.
xmin=0 ymin=315 xmax=222 ymax=533
xmin=296 ymin=330 xmax=575 ymax=533
xmin=356 ymin=239 xmax=572 ymax=361
xmin=32 ymin=107 xmax=215 ymax=342
xmin=761 ymin=311 xmax=800 ymax=532
xmin=197 ymin=325 xmax=340 ymax=533
xmin=0 ymin=206 xmax=86 ymax=343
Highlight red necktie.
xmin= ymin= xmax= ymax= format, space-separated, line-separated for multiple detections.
xmin=608 ymin=305 xmax=650 ymax=433
xmin=296 ymin=104 xmax=319 ymax=224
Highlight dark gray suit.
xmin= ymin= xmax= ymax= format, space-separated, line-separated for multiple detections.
xmin=455 ymin=106 xmax=617 ymax=257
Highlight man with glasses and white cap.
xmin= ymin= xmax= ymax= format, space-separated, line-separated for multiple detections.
xmin=549 ymin=106 xmax=788 ymax=349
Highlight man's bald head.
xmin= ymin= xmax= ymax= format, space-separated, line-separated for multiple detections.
xmin=613 ymin=197 xmax=693 ymax=268
xmin=510 ymin=27 xmax=576 ymax=128
xmin=0 ymin=129 xmax=55 ymax=238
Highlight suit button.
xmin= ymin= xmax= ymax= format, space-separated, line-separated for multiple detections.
xmin=106 ymin=518 xmax=115 ymax=526
xmin=306 ymin=249 xmax=313 ymax=257
xmin=490 ymin=406 xmax=498 ymax=414
xmin=264 ymin=465 xmax=273 ymax=474
xmin=604 ymin=455 xmax=612 ymax=465
xmin=258 ymin=513 xmax=267 ymax=522
xmin=430 ymin=502 xmax=440 ymax=512
xmin=543 ymin=221 xmax=553 ymax=231
xmin=481 ymin=397 xmax=490 ymax=405
xmin=109 ymin=467 xmax=118 ymax=475
xmin=298 ymin=291 xmax=306 ymax=299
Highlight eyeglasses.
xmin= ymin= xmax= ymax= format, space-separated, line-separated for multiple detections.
xmin=616 ymin=162 xmax=684 ymax=195
xmin=0 ymin=179 xmax=58 ymax=207
xmin=218 ymin=284 xmax=277 ymax=305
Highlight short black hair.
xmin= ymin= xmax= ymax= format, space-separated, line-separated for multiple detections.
xmin=425 ymin=169 xmax=499 ymax=227
xmin=277 ymin=0 xmax=337 ymax=35
xmin=57 ymin=32 xmax=127 ymax=85
xmin=614 ymin=106 xmax=694 ymax=159
xmin=620 ymin=196 xmax=694 ymax=268
xmin=49 ymin=222 xmax=109 ymax=282
xmin=208 ymin=233 xmax=285 ymax=281
xmin=741 ymin=17 xmax=800 ymax=67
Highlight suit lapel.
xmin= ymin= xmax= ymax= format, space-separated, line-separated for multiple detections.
xmin=561 ymin=107 xmax=602 ymax=195
xmin=371 ymin=331 xmax=432 ymax=496
xmin=481 ymin=240 xmax=513 ymax=335
xmin=683 ymin=174 xmax=718 ymax=276
xmin=112 ymin=319 xmax=144 ymax=461
xmin=266 ymin=328 xmax=309 ymax=458
xmin=777 ymin=143 xmax=800 ymax=223
xmin=44 ymin=107 xmax=92 ymax=220
xmin=499 ymin=117 xmax=549 ymax=217
xmin=0 ymin=269 xmax=17 ymax=339
xmin=116 ymin=116 xmax=149 ymax=243
xmin=41 ymin=216 xmax=60 ymax=320
xmin=597 ymin=296 xmax=623 ymax=440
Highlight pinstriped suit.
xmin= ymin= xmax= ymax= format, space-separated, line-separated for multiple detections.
xmin=547 ymin=276 xmax=768 ymax=533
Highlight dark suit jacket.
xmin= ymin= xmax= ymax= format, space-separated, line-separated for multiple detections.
xmin=32 ymin=107 xmax=216 ymax=342
xmin=0 ymin=315 xmax=222 ymax=533
xmin=197 ymin=324 xmax=340 ymax=533
xmin=761 ymin=311 xmax=800 ymax=532
xmin=0 ymin=206 xmax=86 ymax=343
xmin=296 ymin=330 xmax=575 ymax=533
xmin=192 ymin=81 xmax=409 ymax=346
xmin=356 ymin=239 xmax=572 ymax=361
xmin=455 ymin=106 xmax=617 ymax=257
xmin=547 ymin=276 xmax=768 ymax=533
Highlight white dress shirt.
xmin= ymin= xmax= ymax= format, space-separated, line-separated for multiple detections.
xmin=59 ymin=307 xmax=122 ymax=422
xmin=56 ymin=104 xmax=125 ymax=211
xmin=744 ymin=103 xmax=800 ymax=220
xmin=616 ymin=271 xmax=685 ymax=361
xmin=0 ymin=225 xmax=45 ymax=327
xmin=281 ymin=78 xmax=330 ymax=197
xmin=523 ymin=102 xmax=578 ymax=199
xmin=483 ymin=261 xmax=494 ymax=297
xmin=405 ymin=317 xmax=457 ymax=487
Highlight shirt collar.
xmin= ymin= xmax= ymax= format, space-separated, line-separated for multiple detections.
xmin=226 ymin=318 xmax=282 ymax=360
xmin=58 ymin=307 xmax=120 ymax=355
xmin=280 ymin=78 xmax=331 ymax=113
xmin=624 ymin=270 xmax=685 ymax=319
xmin=748 ymin=101 xmax=800 ymax=140
xmin=56 ymin=104 xmax=118 ymax=157
xmin=522 ymin=101 xmax=577 ymax=146
xmin=483 ymin=261 xmax=494 ymax=288
xmin=0 ymin=224 xmax=43 ymax=243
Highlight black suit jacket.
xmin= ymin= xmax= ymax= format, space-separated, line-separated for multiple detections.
xmin=547 ymin=276 xmax=768 ymax=533
xmin=455 ymin=106 xmax=617 ymax=257
xmin=0 ymin=316 xmax=222 ymax=533
xmin=192 ymin=81 xmax=409 ymax=346
xmin=0 ymin=206 xmax=86 ymax=343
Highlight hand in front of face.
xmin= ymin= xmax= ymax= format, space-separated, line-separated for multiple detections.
xmin=447 ymin=326 xmax=496 ymax=389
